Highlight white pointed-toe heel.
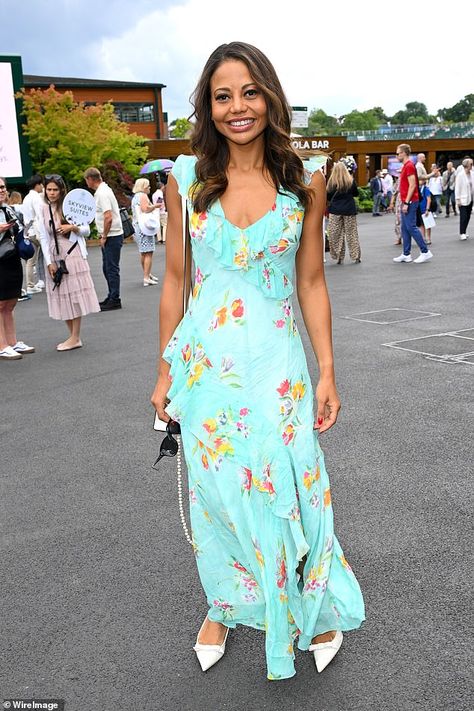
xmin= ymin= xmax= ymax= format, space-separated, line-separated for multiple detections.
xmin=193 ymin=619 xmax=230 ymax=672
xmin=309 ymin=630 xmax=343 ymax=673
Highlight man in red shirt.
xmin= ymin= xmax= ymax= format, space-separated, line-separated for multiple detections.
xmin=394 ymin=144 xmax=433 ymax=264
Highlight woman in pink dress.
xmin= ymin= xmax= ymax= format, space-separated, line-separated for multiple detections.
xmin=39 ymin=175 xmax=100 ymax=351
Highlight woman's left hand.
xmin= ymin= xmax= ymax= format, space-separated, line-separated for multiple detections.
xmin=57 ymin=224 xmax=76 ymax=235
xmin=314 ymin=378 xmax=341 ymax=434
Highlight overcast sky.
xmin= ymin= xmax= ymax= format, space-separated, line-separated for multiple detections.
xmin=1 ymin=0 xmax=471 ymax=123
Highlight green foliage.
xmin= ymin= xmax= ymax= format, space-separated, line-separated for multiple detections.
xmin=390 ymin=101 xmax=432 ymax=124
xmin=295 ymin=96 xmax=474 ymax=136
xmin=341 ymin=109 xmax=380 ymax=131
xmin=19 ymin=87 xmax=148 ymax=187
xmin=438 ymin=94 xmax=474 ymax=122
xmin=354 ymin=186 xmax=373 ymax=213
xmin=295 ymin=108 xmax=340 ymax=137
xmin=169 ymin=117 xmax=193 ymax=138
xmin=100 ymin=159 xmax=134 ymax=208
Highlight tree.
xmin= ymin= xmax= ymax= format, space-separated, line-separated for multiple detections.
xmin=19 ymin=87 xmax=148 ymax=187
xmin=390 ymin=101 xmax=431 ymax=125
xmin=340 ymin=109 xmax=380 ymax=131
xmin=169 ymin=117 xmax=193 ymax=138
xmin=296 ymin=108 xmax=340 ymax=136
xmin=438 ymin=94 xmax=474 ymax=122
xmin=370 ymin=106 xmax=388 ymax=123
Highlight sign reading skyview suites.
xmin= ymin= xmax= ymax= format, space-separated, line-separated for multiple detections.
xmin=291 ymin=106 xmax=308 ymax=128
xmin=63 ymin=189 xmax=96 ymax=225
xmin=0 ymin=62 xmax=23 ymax=177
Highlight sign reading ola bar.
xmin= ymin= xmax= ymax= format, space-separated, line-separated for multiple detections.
xmin=292 ymin=139 xmax=330 ymax=150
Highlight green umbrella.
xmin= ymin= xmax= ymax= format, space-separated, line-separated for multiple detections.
xmin=140 ymin=158 xmax=175 ymax=175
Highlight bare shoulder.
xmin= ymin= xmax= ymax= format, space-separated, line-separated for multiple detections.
xmin=310 ymin=169 xmax=326 ymax=190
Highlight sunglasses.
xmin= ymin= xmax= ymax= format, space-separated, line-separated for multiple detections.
xmin=45 ymin=174 xmax=65 ymax=184
xmin=152 ymin=419 xmax=181 ymax=468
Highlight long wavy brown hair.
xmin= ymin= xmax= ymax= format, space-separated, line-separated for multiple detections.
xmin=189 ymin=42 xmax=312 ymax=212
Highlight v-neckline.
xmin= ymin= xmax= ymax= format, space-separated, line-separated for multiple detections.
xmin=216 ymin=192 xmax=278 ymax=232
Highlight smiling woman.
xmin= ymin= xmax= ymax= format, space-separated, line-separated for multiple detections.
xmin=150 ymin=41 xmax=365 ymax=682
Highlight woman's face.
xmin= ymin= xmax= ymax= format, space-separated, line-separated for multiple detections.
xmin=210 ymin=59 xmax=268 ymax=145
xmin=0 ymin=180 xmax=7 ymax=204
xmin=46 ymin=182 xmax=61 ymax=203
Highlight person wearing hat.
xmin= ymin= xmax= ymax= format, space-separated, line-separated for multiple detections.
xmin=131 ymin=178 xmax=160 ymax=286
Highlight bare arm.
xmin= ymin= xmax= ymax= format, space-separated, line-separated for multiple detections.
xmin=151 ymin=174 xmax=191 ymax=420
xmin=295 ymin=170 xmax=340 ymax=433
xmin=102 ymin=210 xmax=113 ymax=238
xmin=139 ymin=193 xmax=157 ymax=213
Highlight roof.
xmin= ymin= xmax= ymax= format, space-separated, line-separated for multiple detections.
xmin=23 ymin=74 xmax=165 ymax=90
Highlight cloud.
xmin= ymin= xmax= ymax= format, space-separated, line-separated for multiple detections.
xmin=2 ymin=0 xmax=471 ymax=122
xmin=89 ymin=0 xmax=471 ymax=121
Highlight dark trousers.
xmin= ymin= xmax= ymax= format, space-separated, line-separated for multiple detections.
xmin=102 ymin=233 xmax=123 ymax=301
xmin=401 ymin=202 xmax=428 ymax=255
xmin=445 ymin=188 xmax=456 ymax=215
xmin=459 ymin=203 xmax=473 ymax=235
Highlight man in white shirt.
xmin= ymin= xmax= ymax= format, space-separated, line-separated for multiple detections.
xmin=381 ymin=169 xmax=394 ymax=210
xmin=152 ymin=181 xmax=167 ymax=244
xmin=21 ymin=175 xmax=45 ymax=293
xmin=84 ymin=167 xmax=123 ymax=310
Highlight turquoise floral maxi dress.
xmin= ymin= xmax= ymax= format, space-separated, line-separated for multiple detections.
xmin=163 ymin=155 xmax=365 ymax=680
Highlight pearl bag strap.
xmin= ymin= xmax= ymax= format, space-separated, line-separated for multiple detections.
xmin=177 ymin=195 xmax=193 ymax=547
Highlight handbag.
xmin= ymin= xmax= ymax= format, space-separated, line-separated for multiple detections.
xmin=48 ymin=202 xmax=78 ymax=289
xmin=0 ymin=206 xmax=20 ymax=261
xmin=16 ymin=227 xmax=35 ymax=260
xmin=119 ymin=207 xmax=134 ymax=239
xmin=0 ymin=234 xmax=17 ymax=261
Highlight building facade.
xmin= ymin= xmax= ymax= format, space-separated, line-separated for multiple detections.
xmin=24 ymin=75 xmax=168 ymax=141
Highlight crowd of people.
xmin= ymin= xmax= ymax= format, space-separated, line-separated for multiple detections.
xmin=1 ymin=146 xmax=472 ymax=360
xmin=0 ymin=167 xmax=168 ymax=360
xmin=364 ymin=151 xmax=473 ymax=261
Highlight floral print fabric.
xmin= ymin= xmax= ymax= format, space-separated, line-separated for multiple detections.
xmin=163 ymin=155 xmax=365 ymax=680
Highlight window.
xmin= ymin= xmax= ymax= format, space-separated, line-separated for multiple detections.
xmin=113 ymin=103 xmax=155 ymax=123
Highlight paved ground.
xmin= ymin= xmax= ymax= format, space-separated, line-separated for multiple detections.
xmin=2 ymin=212 xmax=473 ymax=711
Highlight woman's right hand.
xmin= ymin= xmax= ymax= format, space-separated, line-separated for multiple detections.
xmin=151 ymin=373 xmax=172 ymax=422
xmin=0 ymin=221 xmax=15 ymax=233
xmin=47 ymin=263 xmax=58 ymax=278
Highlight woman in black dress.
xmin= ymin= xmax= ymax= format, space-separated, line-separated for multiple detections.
xmin=0 ymin=178 xmax=35 ymax=360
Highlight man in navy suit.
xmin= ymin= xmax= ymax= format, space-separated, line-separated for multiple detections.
xmin=370 ymin=170 xmax=384 ymax=216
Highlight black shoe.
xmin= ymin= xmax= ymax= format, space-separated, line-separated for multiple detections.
xmin=99 ymin=297 xmax=110 ymax=307
xmin=100 ymin=299 xmax=122 ymax=311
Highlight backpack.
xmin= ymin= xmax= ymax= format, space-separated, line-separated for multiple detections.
xmin=119 ymin=207 xmax=134 ymax=239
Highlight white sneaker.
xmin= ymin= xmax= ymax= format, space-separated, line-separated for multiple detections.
xmin=149 ymin=274 xmax=159 ymax=283
xmin=27 ymin=285 xmax=42 ymax=294
xmin=143 ymin=278 xmax=157 ymax=286
xmin=13 ymin=341 xmax=35 ymax=354
xmin=460 ymin=234 xmax=467 ymax=240
xmin=35 ymin=280 xmax=45 ymax=289
xmin=0 ymin=345 xmax=22 ymax=360
xmin=414 ymin=250 xmax=433 ymax=263
xmin=393 ymin=254 xmax=413 ymax=263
